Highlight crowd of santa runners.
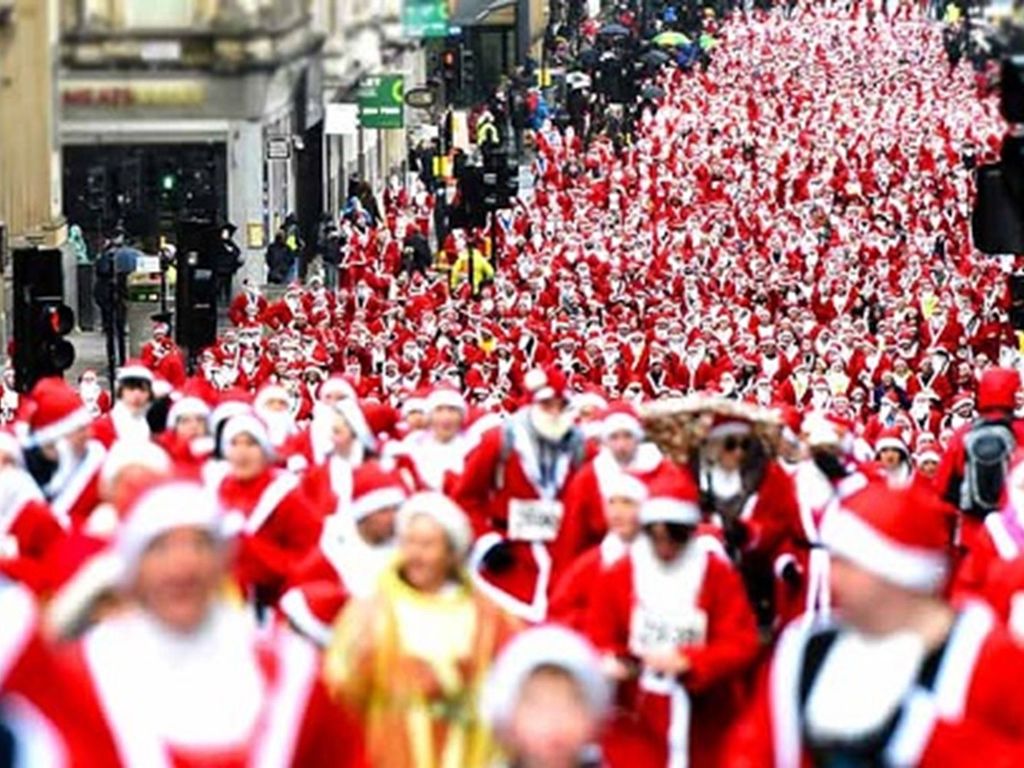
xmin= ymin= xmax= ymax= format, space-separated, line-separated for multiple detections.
xmin=4 ymin=3 xmax=1024 ymax=767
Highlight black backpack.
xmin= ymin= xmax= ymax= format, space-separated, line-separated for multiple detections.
xmin=961 ymin=419 xmax=1017 ymax=514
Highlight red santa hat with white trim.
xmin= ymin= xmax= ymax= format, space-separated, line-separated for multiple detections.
xmin=26 ymin=377 xmax=93 ymax=447
xmin=639 ymin=467 xmax=702 ymax=526
xmin=116 ymin=360 xmax=154 ymax=384
xmin=220 ymin=413 xmax=275 ymax=458
xmin=425 ymin=385 xmax=467 ymax=416
xmin=601 ymin=402 xmax=644 ymax=442
xmin=350 ymin=462 xmax=409 ymax=522
xmin=874 ymin=426 xmax=909 ymax=459
xmin=821 ymin=483 xmax=953 ymax=593
xmin=116 ymin=479 xmax=221 ymax=581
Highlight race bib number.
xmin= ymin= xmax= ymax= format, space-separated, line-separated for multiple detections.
xmin=507 ymin=499 xmax=565 ymax=542
xmin=629 ymin=606 xmax=708 ymax=656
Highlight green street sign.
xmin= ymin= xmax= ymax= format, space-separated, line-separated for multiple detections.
xmin=402 ymin=0 xmax=449 ymax=38
xmin=358 ymin=75 xmax=405 ymax=129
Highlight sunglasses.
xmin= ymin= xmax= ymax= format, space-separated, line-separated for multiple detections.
xmin=722 ymin=436 xmax=751 ymax=452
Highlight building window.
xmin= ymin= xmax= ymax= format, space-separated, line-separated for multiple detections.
xmin=123 ymin=0 xmax=195 ymax=29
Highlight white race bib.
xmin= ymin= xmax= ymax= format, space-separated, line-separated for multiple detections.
xmin=629 ymin=606 xmax=708 ymax=656
xmin=507 ymin=499 xmax=565 ymax=542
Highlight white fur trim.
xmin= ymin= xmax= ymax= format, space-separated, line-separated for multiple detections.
xmin=467 ymin=534 xmax=551 ymax=623
xmin=279 ymin=588 xmax=333 ymax=647
xmin=984 ymin=514 xmax=1020 ymax=561
xmin=3 ymin=694 xmax=70 ymax=768
xmin=932 ymin=603 xmax=993 ymax=720
xmin=884 ymin=689 xmax=937 ymax=767
xmin=251 ymin=632 xmax=319 ymax=768
xmin=30 ymin=406 xmax=93 ymax=447
xmin=168 ymin=397 xmax=210 ymax=424
xmin=49 ymin=441 xmax=105 ymax=527
xmin=398 ymin=492 xmax=473 ymax=559
xmin=774 ymin=553 xmax=798 ymax=579
xmin=45 ymin=552 xmax=124 ymax=640
xmin=117 ymin=483 xmax=220 ymax=574
xmin=351 ymin=486 xmax=408 ymax=521
xmin=707 ymin=421 xmax=752 ymax=440
xmin=602 ymin=412 xmax=643 ymax=440
xmin=874 ymin=437 xmax=908 ymax=455
xmin=640 ymin=497 xmax=701 ymax=526
xmin=116 ymin=365 xmax=153 ymax=383
xmin=821 ymin=508 xmax=947 ymax=592
xmin=0 ymin=585 xmax=36 ymax=687
xmin=425 ymin=388 xmax=467 ymax=414
xmin=769 ymin=618 xmax=816 ymax=768
xmin=244 ymin=473 xmax=300 ymax=535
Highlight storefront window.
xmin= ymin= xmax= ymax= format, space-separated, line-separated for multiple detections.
xmin=124 ymin=0 xmax=195 ymax=29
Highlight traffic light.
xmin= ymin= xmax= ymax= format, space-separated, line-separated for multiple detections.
xmin=174 ymin=219 xmax=220 ymax=362
xmin=481 ymin=151 xmax=520 ymax=211
xmin=441 ymin=46 xmax=461 ymax=87
xmin=12 ymin=248 xmax=76 ymax=392
xmin=461 ymin=48 xmax=477 ymax=97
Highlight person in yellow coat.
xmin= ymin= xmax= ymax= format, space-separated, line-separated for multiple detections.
xmin=324 ymin=492 xmax=519 ymax=768
xmin=449 ymin=243 xmax=495 ymax=297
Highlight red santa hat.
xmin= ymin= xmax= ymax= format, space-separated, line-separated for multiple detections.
xmin=27 ymin=378 xmax=93 ymax=447
xmin=100 ymin=440 xmax=171 ymax=490
xmin=977 ymin=368 xmax=1020 ymax=413
xmin=821 ymin=484 xmax=952 ymax=593
xmin=319 ymin=376 xmax=357 ymax=402
xmin=639 ymin=468 xmax=701 ymax=526
xmin=116 ymin=361 xmax=154 ymax=384
xmin=397 ymin=492 xmax=473 ymax=559
xmin=116 ymin=480 xmax=220 ymax=580
xmin=425 ymin=385 xmax=467 ymax=415
xmin=220 ymin=413 xmax=274 ymax=458
xmin=601 ymin=402 xmax=644 ymax=441
xmin=167 ymin=396 xmax=211 ymax=425
xmin=915 ymin=449 xmax=942 ymax=467
xmin=351 ymin=462 xmax=409 ymax=522
xmin=602 ymin=471 xmax=649 ymax=503
xmin=524 ymin=366 xmax=568 ymax=403
xmin=874 ymin=427 xmax=909 ymax=458
xmin=254 ymin=384 xmax=291 ymax=412
xmin=707 ymin=414 xmax=753 ymax=441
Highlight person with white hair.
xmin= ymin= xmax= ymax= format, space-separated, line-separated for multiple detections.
xmin=325 ymin=492 xmax=519 ymax=768
xmin=58 ymin=480 xmax=366 ymax=767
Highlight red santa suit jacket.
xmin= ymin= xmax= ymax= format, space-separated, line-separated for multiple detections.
xmin=452 ymin=413 xmax=586 ymax=622
xmin=46 ymin=440 xmax=105 ymax=531
xmin=0 ymin=469 xmax=66 ymax=593
xmin=586 ymin=536 xmax=760 ymax=768
xmin=561 ymin=442 xmax=668 ymax=556
xmin=216 ymin=470 xmax=321 ymax=603
xmin=60 ymin=606 xmax=365 ymax=768
xmin=1 ymin=581 xmax=120 ymax=767
xmin=725 ymin=603 xmax=1024 ymax=767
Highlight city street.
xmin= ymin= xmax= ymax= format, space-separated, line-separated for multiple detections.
xmin=3 ymin=0 xmax=1024 ymax=766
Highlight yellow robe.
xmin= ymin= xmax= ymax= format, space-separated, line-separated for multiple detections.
xmin=324 ymin=567 xmax=518 ymax=768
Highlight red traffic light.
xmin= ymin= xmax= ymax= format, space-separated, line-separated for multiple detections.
xmin=43 ymin=304 xmax=74 ymax=335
